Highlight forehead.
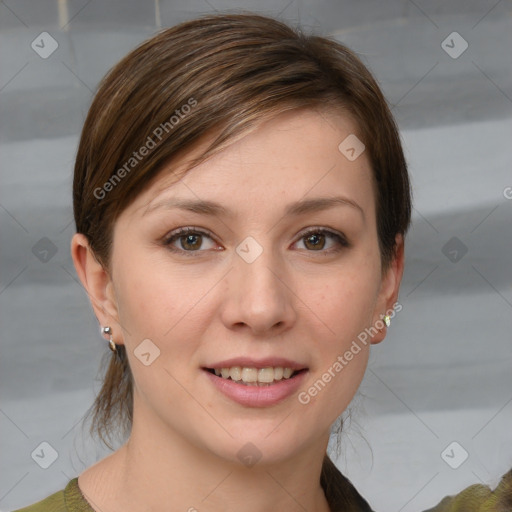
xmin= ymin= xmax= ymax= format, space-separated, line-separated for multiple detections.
xmin=128 ymin=108 xmax=375 ymax=222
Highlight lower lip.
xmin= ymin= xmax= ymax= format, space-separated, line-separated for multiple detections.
xmin=203 ymin=369 xmax=308 ymax=407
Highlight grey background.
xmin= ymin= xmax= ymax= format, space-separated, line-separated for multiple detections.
xmin=1 ymin=1 xmax=511 ymax=511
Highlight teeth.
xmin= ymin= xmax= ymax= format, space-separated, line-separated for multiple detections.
xmin=229 ymin=367 xmax=242 ymax=381
xmin=273 ymin=367 xmax=283 ymax=380
xmin=258 ymin=368 xmax=274 ymax=383
xmin=212 ymin=366 xmax=299 ymax=384
xmin=241 ymin=367 xmax=258 ymax=382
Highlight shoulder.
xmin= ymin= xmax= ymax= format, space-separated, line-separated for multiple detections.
xmin=423 ymin=468 xmax=512 ymax=512
xmin=11 ymin=487 xmax=67 ymax=512
xmin=11 ymin=478 xmax=93 ymax=512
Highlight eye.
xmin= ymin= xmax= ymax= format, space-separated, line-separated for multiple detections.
xmin=294 ymin=227 xmax=349 ymax=253
xmin=163 ymin=227 xmax=220 ymax=255
xmin=162 ymin=226 xmax=349 ymax=256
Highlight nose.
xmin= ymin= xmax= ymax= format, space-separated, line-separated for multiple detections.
xmin=220 ymin=245 xmax=297 ymax=336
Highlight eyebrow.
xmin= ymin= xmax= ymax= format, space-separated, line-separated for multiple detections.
xmin=143 ymin=195 xmax=364 ymax=219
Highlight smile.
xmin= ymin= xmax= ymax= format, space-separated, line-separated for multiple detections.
xmin=202 ymin=365 xmax=309 ymax=407
xmin=206 ymin=366 xmax=306 ymax=386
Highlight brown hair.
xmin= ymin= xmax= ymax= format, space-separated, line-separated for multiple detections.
xmin=74 ymin=12 xmax=410 ymax=507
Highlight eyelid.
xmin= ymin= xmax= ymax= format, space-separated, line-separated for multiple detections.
xmin=166 ymin=226 xmax=214 ymax=238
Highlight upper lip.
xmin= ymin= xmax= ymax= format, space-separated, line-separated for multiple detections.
xmin=204 ymin=357 xmax=308 ymax=371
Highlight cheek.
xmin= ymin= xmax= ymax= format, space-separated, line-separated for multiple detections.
xmin=309 ymin=278 xmax=374 ymax=380
xmin=306 ymin=263 xmax=380 ymax=344
xmin=113 ymin=250 xmax=216 ymax=355
xmin=114 ymin=274 xmax=164 ymax=340
xmin=112 ymin=258 xmax=207 ymax=403
xmin=294 ymin=261 xmax=379 ymax=416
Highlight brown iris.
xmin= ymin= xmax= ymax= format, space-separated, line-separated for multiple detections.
xmin=303 ymin=232 xmax=326 ymax=250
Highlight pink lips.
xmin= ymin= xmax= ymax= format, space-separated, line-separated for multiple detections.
xmin=203 ymin=369 xmax=307 ymax=407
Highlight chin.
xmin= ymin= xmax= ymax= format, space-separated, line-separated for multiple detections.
xmin=204 ymin=418 xmax=318 ymax=467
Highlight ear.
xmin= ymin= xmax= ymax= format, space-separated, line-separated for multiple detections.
xmin=70 ymin=233 xmax=123 ymax=346
xmin=369 ymin=234 xmax=405 ymax=345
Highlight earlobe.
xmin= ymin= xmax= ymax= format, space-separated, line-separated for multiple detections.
xmin=70 ymin=233 xmax=121 ymax=333
xmin=370 ymin=234 xmax=405 ymax=345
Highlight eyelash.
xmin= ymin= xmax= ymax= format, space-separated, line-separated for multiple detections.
xmin=162 ymin=226 xmax=350 ymax=257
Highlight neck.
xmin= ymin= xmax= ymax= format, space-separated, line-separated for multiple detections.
xmin=79 ymin=397 xmax=332 ymax=512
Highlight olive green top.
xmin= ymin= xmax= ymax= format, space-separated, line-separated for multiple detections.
xmin=13 ymin=478 xmax=93 ymax=512
xmin=12 ymin=469 xmax=512 ymax=512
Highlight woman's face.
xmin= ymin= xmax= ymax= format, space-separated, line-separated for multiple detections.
xmin=102 ymin=108 xmax=401 ymax=465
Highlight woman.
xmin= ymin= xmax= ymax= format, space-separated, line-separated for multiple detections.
xmin=15 ymin=13 xmax=511 ymax=512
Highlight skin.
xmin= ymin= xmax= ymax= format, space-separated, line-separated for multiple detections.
xmin=71 ymin=108 xmax=404 ymax=512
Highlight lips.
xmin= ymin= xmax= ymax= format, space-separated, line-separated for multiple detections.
xmin=202 ymin=357 xmax=309 ymax=407
xmin=202 ymin=358 xmax=307 ymax=384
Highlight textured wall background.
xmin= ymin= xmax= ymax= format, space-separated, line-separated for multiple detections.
xmin=1 ymin=1 xmax=511 ymax=510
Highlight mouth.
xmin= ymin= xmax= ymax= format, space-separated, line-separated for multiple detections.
xmin=202 ymin=366 xmax=308 ymax=386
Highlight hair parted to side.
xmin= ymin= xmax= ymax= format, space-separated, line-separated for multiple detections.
xmin=74 ymin=12 xmax=410 ymax=504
